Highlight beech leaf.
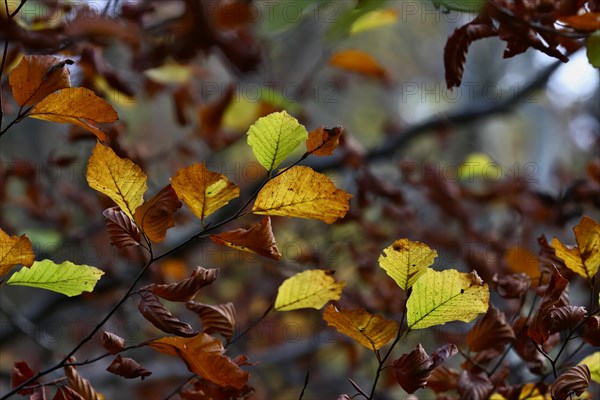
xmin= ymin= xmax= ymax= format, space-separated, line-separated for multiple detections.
xmin=407 ymin=269 xmax=489 ymax=329
xmin=86 ymin=142 xmax=147 ymax=220
xmin=142 ymin=266 xmax=219 ymax=302
xmin=186 ymin=301 xmax=236 ymax=341
xmin=171 ymin=163 xmax=239 ymax=221
xmin=529 ymin=267 xmax=569 ymax=344
xmin=393 ymin=343 xmax=458 ymax=394
xmin=210 ymin=217 xmax=282 ymax=260
xmin=457 ymin=370 xmax=493 ymax=400
xmin=11 ymin=361 xmax=35 ymax=396
xmin=275 ymin=270 xmax=345 ymax=311
xmin=323 ymin=305 xmax=398 ymax=351
xmin=101 ymin=331 xmax=125 ymax=355
xmin=306 ymin=126 xmax=343 ymax=156
xmin=29 ymin=88 xmax=118 ymax=141
xmin=552 ymin=216 xmax=600 ymax=280
xmin=246 ymin=111 xmax=308 ymax=172
xmin=550 ymin=364 xmax=590 ymax=400
xmin=64 ymin=363 xmax=102 ymax=400
xmin=134 ymin=185 xmax=182 ymax=243
xmin=106 ymin=355 xmax=152 ymax=381
xmin=0 ymin=228 xmax=34 ymax=276
xmin=329 ymin=49 xmax=387 ymax=80
xmin=579 ymin=352 xmax=600 ymax=384
xmin=54 ymin=386 xmax=85 ymax=400
xmin=103 ymin=207 xmax=142 ymax=248
xmin=9 ymin=55 xmax=72 ymax=106
xmin=467 ymin=306 xmax=515 ymax=352
xmin=6 ymin=260 xmax=104 ymax=297
xmin=138 ymin=291 xmax=198 ymax=337
xmin=378 ymin=238 xmax=437 ymax=291
xmin=252 ymin=166 xmax=352 ymax=224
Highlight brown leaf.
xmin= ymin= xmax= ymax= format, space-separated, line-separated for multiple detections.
xmin=198 ymin=84 xmax=235 ymax=137
xmin=64 ymin=362 xmax=101 ymax=400
xmin=548 ymin=306 xmax=587 ymax=333
xmin=134 ymin=185 xmax=182 ymax=243
xmin=186 ymin=301 xmax=236 ymax=341
xmin=30 ymin=387 xmax=46 ymax=400
xmin=306 ymin=126 xmax=343 ymax=156
xmin=101 ymin=331 xmax=125 ymax=355
xmin=467 ymin=306 xmax=515 ymax=352
xmin=457 ymin=370 xmax=493 ymax=400
xmin=103 ymin=207 xmax=142 ymax=248
xmin=513 ymin=317 xmax=547 ymax=374
xmin=550 ymin=364 xmax=590 ymax=400
xmin=583 ymin=315 xmax=600 ymax=346
xmin=210 ymin=217 xmax=281 ymax=261
xmin=9 ymin=56 xmax=72 ymax=107
xmin=529 ymin=267 xmax=570 ymax=344
xmin=143 ymin=266 xmax=219 ymax=302
xmin=393 ymin=343 xmax=457 ymax=393
xmin=138 ymin=291 xmax=198 ymax=337
xmin=427 ymin=365 xmax=460 ymax=394
xmin=106 ymin=355 xmax=152 ymax=380
xmin=492 ymin=273 xmax=530 ymax=298
xmin=11 ymin=361 xmax=35 ymax=395
xmin=53 ymin=387 xmax=84 ymax=400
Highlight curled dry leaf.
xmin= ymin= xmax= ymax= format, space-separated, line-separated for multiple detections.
xmin=101 ymin=331 xmax=125 ymax=355
xmin=548 ymin=306 xmax=587 ymax=333
xmin=306 ymin=126 xmax=343 ymax=156
xmin=106 ymin=355 xmax=152 ymax=380
xmin=9 ymin=55 xmax=72 ymax=107
xmin=323 ymin=304 xmax=398 ymax=351
xmin=467 ymin=306 xmax=515 ymax=352
xmin=134 ymin=185 xmax=182 ymax=243
xmin=186 ymin=301 xmax=236 ymax=341
xmin=392 ymin=343 xmax=458 ymax=394
xmin=54 ymin=386 xmax=85 ymax=400
xmin=492 ymin=273 xmax=530 ymax=299
xmin=11 ymin=361 xmax=35 ymax=395
xmin=103 ymin=207 xmax=142 ymax=248
xmin=529 ymin=267 xmax=569 ymax=344
xmin=64 ymin=362 xmax=101 ymax=400
xmin=143 ymin=266 xmax=219 ymax=302
xmin=138 ymin=291 xmax=198 ymax=337
xmin=513 ymin=317 xmax=547 ymax=375
xmin=550 ymin=364 xmax=590 ymax=400
xmin=0 ymin=228 xmax=35 ymax=276
xmin=427 ymin=365 xmax=460 ymax=394
xmin=457 ymin=370 xmax=493 ymax=400
xmin=583 ymin=316 xmax=600 ymax=346
xmin=210 ymin=217 xmax=282 ymax=260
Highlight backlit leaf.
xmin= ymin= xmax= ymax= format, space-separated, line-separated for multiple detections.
xmin=579 ymin=352 xmax=600 ymax=383
xmin=6 ymin=260 xmax=104 ymax=297
xmin=138 ymin=291 xmax=198 ymax=337
xmin=210 ymin=217 xmax=282 ymax=260
xmin=9 ymin=55 xmax=71 ymax=106
xmin=142 ymin=266 xmax=219 ymax=302
xmin=103 ymin=207 xmax=142 ymax=248
xmin=349 ymin=9 xmax=398 ymax=35
xmin=407 ymin=269 xmax=489 ymax=329
xmin=587 ymin=32 xmax=600 ymax=68
xmin=86 ymin=142 xmax=147 ymax=220
xmin=323 ymin=305 xmax=398 ymax=351
xmin=29 ymin=88 xmax=118 ymax=141
xmin=306 ymin=126 xmax=343 ymax=157
xmin=329 ymin=49 xmax=387 ymax=80
xmin=252 ymin=166 xmax=351 ymax=224
xmin=552 ymin=216 xmax=600 ymax=280
xmin=186 ymin=301 xmax=236 ymax=341
xmin=275 ymin=270 xmax=345 ymax=311
xmin=64 ymin=363 xmax=102 ymax=400
xmin=0 ymin=228 xmax=34 ymax=276
xmin=378 ymin=239 xmax=437 ymax=291
xmin=171 ymin=163 xmax=239 ymax=221
xmin=247 ymin=111 xmax=308 ymax=172
xmin=134 ymin=185 xmax=182 ymax=243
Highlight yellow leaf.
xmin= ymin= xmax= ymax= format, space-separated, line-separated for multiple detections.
xmin=275 ymin=270 xmax=345 ymax=311
xmin=378 ymin=239 xmax=437 ymax=291
xmin=552 ymin=216 xmax=600 ymax=280
xmin=579 ymin=352 xmax=600 ymax=384
xmin=407 ymin=269 xmax=489 ymax=329
xmin=252 ymin=166 xmax=351 ymax=224
xmin=323 ymin=305 xmax=398 ymax=351
xmin=329 ymin=49 xmax=387 ymax=80
xmin=350 ymin=8 xmax=398 ymax=35
xmin=29 ymin=87 xmax=118 ymax=141
xmin=9 ymin=55 xmax=71 ymax=106
xmin=171 ymin=163 xmax=240 ymax=221
xmin=86 ymin=142 xmax=147 ymax=220
xmin=0 ymin=229 xmax=34 ymax=276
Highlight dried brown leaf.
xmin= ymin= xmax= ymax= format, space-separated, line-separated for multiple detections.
xmin=186 ymin=301 xmax=236 ymax=341
xmin=103 ymin=207 xmax=141 ymax=248
xmin=101 ymin=331 xmax=125 ymax=355
xmin=550 ymin=364 xmax=590 ymax=400
xmin=492 ymin=273 xmax=530 ymax=299
xmin=529 ymin=267 xmax=570 ymax=344
xmin=306 ymin=126 xmax=343 ymax=156
xmin=53 ymin=387 xmax=84 ymax=400
xmin=134 ymin=185 xmax=182 ymax=243
xmin=143 ymin=266 xmax=219 ymax=302
xmin=427 ymin=365 xmax=460 ymax=394
xmin=11 ymin=361 xmax=35 ymax=395
xmin=64 ymin=363 xmax=100 ymax=400
xmin=9 ymin=55 xmax=72 ymax=106
xmin=393 ymin=343 xmax=457 ymax=394
xmin=106 ymin=355 xmax=152 ymax=380
xmin=467 ymin=306 xmax=515 ymax=352
xmin=210 ymin=217 xmax=281 ymax=260
xmin=548 ymin=306 xmax=587 ymax=334
xmin=583 ymin=315 xmax=600 ymax=346
xmin=457 ymin=370 xmax=493 ymax=400
xmin=138 ymin=291 xmax=198 ymax=337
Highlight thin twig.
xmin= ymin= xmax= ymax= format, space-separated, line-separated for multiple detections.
xmin=163 ymin=373 xmax=197 ymax=400
xmin=298 ymin=370 xmax=309 ymax=400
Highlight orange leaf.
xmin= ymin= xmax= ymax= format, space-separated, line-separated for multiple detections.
xmin=103 ymin=207 xmax=142 ymax=249
xmin=9 ymin=55 xmax=72 ymax=106
xmin=29 ymin=88 xmax=118 ymax=141
xmin=0 ymin=228 xmax=34 ymax=277
xmin=101 ymin=331 xmax=125 ymax=355
xmin=142 ymin=266 xmax=219 ymax=302
xmin=329 ymin=49 xmax=387 ymax=80
xmin=504 ymin=246 xmax=539 ymax=279
xmin=186 ymin=301 xmax=237 ymax=341
xmin=134 ymin=185 xmax=182 ymax=243
xmin=148 ymin=333 xmax=223 ymax=357
xmin=210 ymin=217 xmax=281 ymax=260
xmin=306 ymin=126 xmax=343 ymax=156
xmin=560 ymin=13 xmax=600 ymax=31
xmin=171 ymin=163 xmax=240 ymax=221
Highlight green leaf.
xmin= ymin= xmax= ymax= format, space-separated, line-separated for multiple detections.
xmin=587 ymin=32 xmax=600 ymax=68
xmin=7 ymin=260 xmax=104 ymax=297
xmin=247 ymin=111 xmax=308 ymax=172
xmin=275 ymin=270 xmax=345 ymax=311
xmin=579 ymin=352 xmax=600 ymax=383
xmin=378 ymin=239 xmax=437 ymax=291
xmin=407 ymin=269 xmax=489 ymax=329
